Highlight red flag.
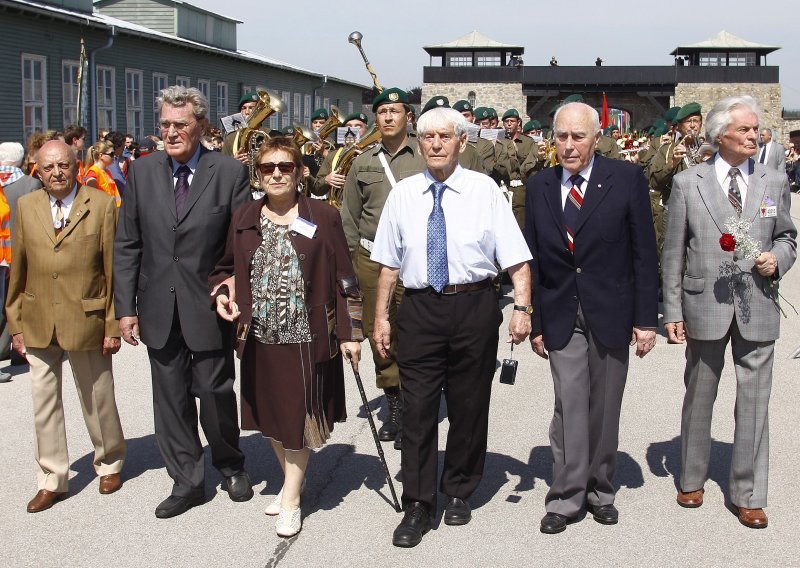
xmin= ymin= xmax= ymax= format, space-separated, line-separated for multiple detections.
xmin=601 ymin=92 xmax=610 ymax=129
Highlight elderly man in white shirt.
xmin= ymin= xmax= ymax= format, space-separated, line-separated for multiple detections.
xmin=372 ymin=107 xmax=532 ymax=547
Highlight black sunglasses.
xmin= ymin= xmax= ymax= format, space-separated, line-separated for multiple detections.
xmin=257 ymin=161 xmax=296 ymax=175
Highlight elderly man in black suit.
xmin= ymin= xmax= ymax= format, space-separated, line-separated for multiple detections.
xmin=114 ymin=86 xmax=252 ymax=518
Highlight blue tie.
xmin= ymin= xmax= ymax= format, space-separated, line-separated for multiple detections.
xmin=427 ymin=182 xmax=449 ymax=293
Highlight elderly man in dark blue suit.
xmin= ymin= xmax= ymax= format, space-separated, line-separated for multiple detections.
xmin=524 ymin=102 xmax=659 ymax=534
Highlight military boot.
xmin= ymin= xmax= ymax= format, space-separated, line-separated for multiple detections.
xmin=378 ymin=387 xmax=402 ymax=442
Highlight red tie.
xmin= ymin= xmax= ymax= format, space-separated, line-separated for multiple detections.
xmin=564 ymin=174 xmax=584 ymax=252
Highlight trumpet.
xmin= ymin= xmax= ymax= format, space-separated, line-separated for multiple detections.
xmin=348 ymin=31 xmax=382 ymax=93
xmin=670 ymin=132 xmax=702 ymax=168
xmin=327 ymin=123 xmax=383 ymax=209
xmin=231 ymin=90 xmax=285 ymax=189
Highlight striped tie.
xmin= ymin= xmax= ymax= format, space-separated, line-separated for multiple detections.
xmin=174 ymin=165 xmax=191 ymax=216
xmin=564 ymin=174 xmax=584 ymax=252
xmin=728 ymin=167 xmax=742 ymax=216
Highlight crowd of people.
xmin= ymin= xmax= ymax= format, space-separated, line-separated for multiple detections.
xmin=0 ymin=84 xmax=796 ymax=546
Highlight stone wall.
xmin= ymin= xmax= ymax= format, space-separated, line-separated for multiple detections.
xmin=674 ymin=83 xmax=785 ymax=141
xmin=421 ymin=82 xmax=526 ymax=117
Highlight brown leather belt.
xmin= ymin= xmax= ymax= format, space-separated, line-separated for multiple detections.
xmin=439 ymin=278 xmax=492 ymax=295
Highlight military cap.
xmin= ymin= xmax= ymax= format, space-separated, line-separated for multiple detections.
xmin=344 ymin=112 xmax=369 ymax=125
xmin=372 ymin=87 xmax=408 ymax=112
xmin=564 ymin=94 xmax=585 ymax=103
xmin=531 ymin=119 xmax=542 ymax=129
xmin=603 ymin=126 xmax=613 ymax=136
xmin=487 ymin=108 xmax=498 ymax=119
xmin=664 ymin=106 xmax=682 ymax=123
xmin=473 ymin=107 xmax=492 ymax=121
xmin=421 ymin=96 xmax=450 ymax=115
xmin=502 ymin=108 xmax=520 ymax=121
xmin=675 ymin=102 xmax=702 ymax=122
xmin=268 ymin=129 xmax=284 ymax=137
xmin=310 ymin=108 xmax=330 ymax=122
xmin=281 ymin=125 xmax=296 ymax=136
xmin=652 ymin=119 xmax=668 ymax=137
xmin=522 ymin=120 xmax=535 ymax=133
xmin=452 ymin=100 xmax=472 ymax=113
xmin=238 ymin=91 xmax=259 ymax=110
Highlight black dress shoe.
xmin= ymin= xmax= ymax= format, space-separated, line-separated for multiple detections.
xmin=443 ymin=496 xmax=471 ymax=526
xmin=155 ymin=494 xmax=204 ymax=519
xmin=587 ymin=503 xmax=618 ymax=525
xmin=224 ymin=471 xmax=254 ymax=502
xmin=393 ymin=429 xmax=402 ymax=450
xmin=392 ymin=502 xmax=431 ymax=548
xmin=540 ymin=512 xmax=569 ymax=534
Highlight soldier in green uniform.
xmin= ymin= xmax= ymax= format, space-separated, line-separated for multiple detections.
xmin=341 ymin=88 xmax=425 ymax=448
xmin=493 ymin=109 xmax=541 ymax=229
xmin=420 ymin=96 xmax=485 ymax=173
xmin=309 ymin=112 xmax=370 ymax=199
xmin=221 ymin=91 xmax=260 ymax=161
xmin=453 ymin=100 xmax=496 ymax=174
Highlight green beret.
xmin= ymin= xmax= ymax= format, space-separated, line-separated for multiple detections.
xmin=675 ymin=102 xmax=702 ymax=122
xmin=652 ymin=118 xmax=667 ymax=136
xmin=531 ymin=119 xmax=542 ymax=129
xmin=268 ymin=129 xmax=283 ymax=137
xmin=238 ymin=91 xmax=259 ymax=109
xmin=421 ymin=96 xmax=450 ymax=115
xmin=603 ymin=126 xmax=613 ymax=135
xmin=648 ymin=126 xmax=655 ymax=135
xmin=487 ymin=108 xmax=498 ymax=119
xmin=452 ymin=100 xmax=472 ymax=112
xmin=664 ymin=106 xmax=682 ymax=123
xmin=372 ymin=87 xmax=408 ymax=112
xmin=281 ymin=125 xmax=296 ymax=136
xmin=343 ymin=112 xmax=369 ymax=125
xmin=522 ymin=121 xmax=535 ymax=133
xmin=502 ymin=109 xmax=520 ymax=120
xmin=564 ymin=94 xmax=585 ymax=103
xmin=473 ymin=107 xmax=491 ymax=120
xmin=310 ymin=108 xmax=329 ymax=122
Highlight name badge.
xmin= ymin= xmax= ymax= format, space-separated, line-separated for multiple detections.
xmin=290 ymin=216 xmax=317 ymax=239
xmin=760 ymin=206 xmax=777 ymax=218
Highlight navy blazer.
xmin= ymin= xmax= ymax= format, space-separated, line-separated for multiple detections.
xmin=523 ymin=155 xmax=659 ymax=351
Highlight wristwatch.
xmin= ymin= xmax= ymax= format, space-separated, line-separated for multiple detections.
xmin=513 ymin=304 xmax=534 ymax=314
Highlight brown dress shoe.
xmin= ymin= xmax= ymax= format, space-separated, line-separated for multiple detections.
xmin=676 ymin=488 xmax=704 ymax=508
xmin=99 ymin=474 xmax=122 ymax=495
xmin=27 ymin=490 xmax=67 ymax=513
xmin=736 ymin=507 xmax=768 ymax=529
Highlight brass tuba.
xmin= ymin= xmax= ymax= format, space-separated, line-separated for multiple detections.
xmin=290 ymin=122 xmax=313 ymax=151
xmin=231 ymin=90 xmax=285 ymax=188
xmin=327 ymin=123 xmax=383 ymax=209
xmin=313 ymin=106 xmax=343 ymax=163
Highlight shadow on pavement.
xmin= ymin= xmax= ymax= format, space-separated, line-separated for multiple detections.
xmin=70 ymin=434 xmax=165 ymax=494
xmin=646 ymin=436 xmax=733 ymax=501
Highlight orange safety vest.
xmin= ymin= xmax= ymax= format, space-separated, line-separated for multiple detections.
xmin=86 ymin=164 xmax=121 ymax=207
xmin=0 ymin=185 xmax=12 ymax=264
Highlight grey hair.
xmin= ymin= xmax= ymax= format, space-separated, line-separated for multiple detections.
xmin=416 ymin=107 xmax=468 ymax=138
xmin=553 ymin=102 xmax=601 ymax=136
xmin=157 ymin=86 xmax=209 ymax=120
xmin=704 ymin=95 xmax=761 ymax=149
xmin=760 ymin=127 xmax=773 ymax=137
xmin=0 ymin=142 xmax=25 ymax=167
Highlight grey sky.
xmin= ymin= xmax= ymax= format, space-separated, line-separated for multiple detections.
xmin=189 ymin=0 xmax=799 ymax=110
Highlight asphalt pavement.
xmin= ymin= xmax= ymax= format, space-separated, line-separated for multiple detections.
xmin=3 ymin=196 xmax=800 ymax=568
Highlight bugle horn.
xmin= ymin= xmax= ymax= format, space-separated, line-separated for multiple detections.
xmin=348 ymin=31 xmax=383 ymax=93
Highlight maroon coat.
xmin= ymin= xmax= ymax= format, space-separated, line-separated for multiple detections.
xmin=209 ymin=194 xmax=363 ymax=362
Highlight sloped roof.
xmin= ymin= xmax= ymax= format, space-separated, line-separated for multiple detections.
xmin=424 ymin=30 xmax=523 ymax=54
xmin=671 ymin=30 xmax=779 ymax=54
xmin=94 ymin=0 xmax=242 ymax=25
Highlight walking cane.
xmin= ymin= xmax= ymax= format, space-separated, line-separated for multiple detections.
xmin=346 ymin=350 xmax=402 ymax=512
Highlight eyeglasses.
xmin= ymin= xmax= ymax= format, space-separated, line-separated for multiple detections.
xmin=103 ymin=151 xmax=115 ymax=157
xmin=376 ymin=108 xmax=405 ymax=117
xmin=159 ymin=120 xmax=196 ymax=132
xmin=257 ymin=162 xmax=296 ymax=175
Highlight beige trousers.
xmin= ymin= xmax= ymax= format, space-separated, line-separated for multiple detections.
xmin=27 ymin=344 xmax=126 ymax=492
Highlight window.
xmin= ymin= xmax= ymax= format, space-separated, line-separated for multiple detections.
xmin=125 ymin=69 xmax=144 ymax=140
xmin=476 ymin=52 xmax=501 ymax=67
xmin=304 ymin=94 xmax=311 ymax=124
xmin=447 ymin=52 xmax=472 ymax=67
xmin=699 ymin=52 xmax=725 ymax=66
xmin=728 ymin=52 xmax=756 ymax=66
xmin=347 ymin=101 xmax=354 ymax=114
xmin=62 ymin=60 xmax=79 ymax=127
xmin=315 ymin=95 xmax=321 ymax=110
xmin=152 ymin=73 xmax=168 ymax=134
xmin=323 ymin=98 xmax=330 ymax=112
xmin=269 ymin=113 xmax=278 ymax=130
xmin=96 ymin=65 xmax=115 ymax=132
xmin=216 ymin=82 xmax=228 ymax=117
xmin=22 ymin=54 xmax=47 ymax=141
xmin=176 ymin=75 xmax=190 ymax=87
xmin=293 ymin=93 xmax=301 ymax=122
xmin=282 ymin=91 xmax=291 ymax=128
xmin=468 ymin=91 xmax=476 ymax=108
xmin=197 ymin=79 xmax=210 ymax=100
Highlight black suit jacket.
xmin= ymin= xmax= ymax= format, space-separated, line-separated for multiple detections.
xmin=523 ymin=155 xmax=659 ymax=351
xmin=114 ymin=148 xmax=250 ymax=351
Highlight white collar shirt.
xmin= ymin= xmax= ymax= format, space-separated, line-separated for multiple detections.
xmin=560 ymin=158 xmax=595 ymax=209
xmin=168 ymin=144 xmax=202 ymax=187
xmin=714 ymin=154 xmax=750 ymax=208
xmin=759 ymin=141 xmax=772 ymax=163
xmin=49 ymin=184 xmax=78 ymax=226
xmin=370 ymin=165 xmax=532 ymax=289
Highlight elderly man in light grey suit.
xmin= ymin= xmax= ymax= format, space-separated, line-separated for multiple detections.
xmin=662 ymin=95 xmax=797 ymax=529
xmin=757 ymin=128 xmax=786 ymax=172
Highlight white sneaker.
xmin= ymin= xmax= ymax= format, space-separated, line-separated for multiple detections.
xmin=265 ymin=479 xmax=305 ymax=516
xmin=275 ymin=507 xmax=302 ymax=537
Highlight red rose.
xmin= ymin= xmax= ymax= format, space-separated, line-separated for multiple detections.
xmin=719 ymin=233 xmax=736 ymax=252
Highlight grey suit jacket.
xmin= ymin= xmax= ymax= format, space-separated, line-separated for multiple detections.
xmin=4 ymin=175 xmax=42 ymax=233
xmin=662 ymin=157 xmax=797 ymax=342
xmin=757 ymin=143 xmax=786 ymax=172
xmin=113 ymin=148 xmax=250 ymax=351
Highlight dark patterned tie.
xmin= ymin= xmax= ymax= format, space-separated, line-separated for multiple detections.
xmin=427 ymin=182 xmax=449 ymax=293
xmin=174 ymin=165 xmax=191 ymax=216
xmin=759 ymin=146 xmax=766 ymax=164
xmin=564 ymin=174 xmax=584 ymax=252
xmin=728 ymin=167 xmax=742 ymax=216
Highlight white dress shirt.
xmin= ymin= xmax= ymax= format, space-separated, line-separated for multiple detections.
xmin=168 ymin=144 xmax=202 ymax=187
xmin=371 ymin=165 xmax=532 ymax=289
xmin=714 ymin=154 xmax=750 ymax=208
xmin=758 ymin=141 xmax=772 ymax=164
xmin=49 ymin=184 xmax=78 ymax=226
xmin=560 ymin=158 xmax=595 ymax=209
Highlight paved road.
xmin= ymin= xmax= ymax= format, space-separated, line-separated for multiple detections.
xmin=3 ymin=196 xmax=800 ymax=568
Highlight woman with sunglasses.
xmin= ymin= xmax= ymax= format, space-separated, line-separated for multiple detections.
xmin=210 ymin=136 xmax=363 ymax=537
xmin=84 ymin=140 xmax=121 ymax=207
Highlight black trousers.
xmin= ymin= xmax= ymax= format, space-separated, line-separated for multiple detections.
xmin=397 ymin=285 xmax=501 ymax=512
xmin=147 ymin=310 xmax=244 ymax=498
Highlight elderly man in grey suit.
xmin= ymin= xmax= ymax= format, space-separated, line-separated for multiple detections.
xmin=662 ymin=95 xmax=797 ymax=529
xmin=756 ymin=128 xmax=786 ymax=172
